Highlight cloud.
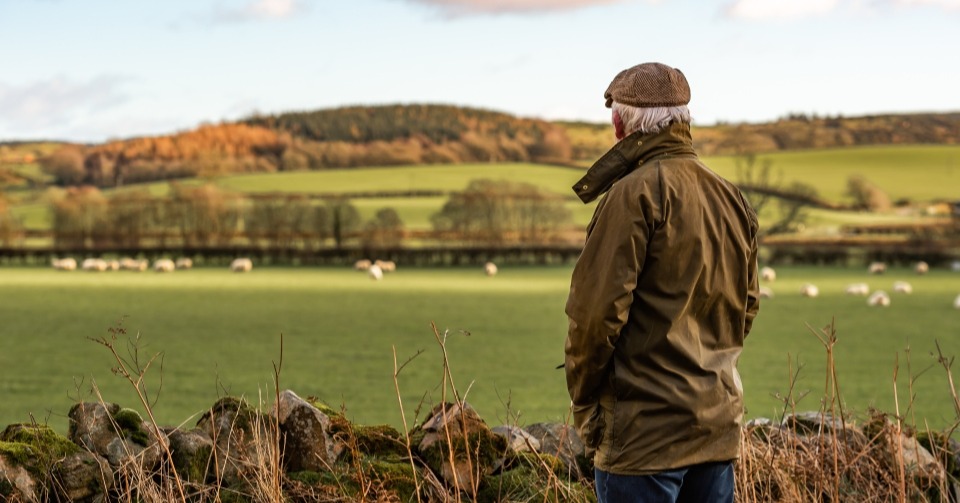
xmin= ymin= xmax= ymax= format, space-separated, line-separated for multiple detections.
xmin=0 ymin=76 xmax=128 ymax=135
xmin=892 ymin=0 xmax=960 ymax=9
xmin=212 ymin=0 xmax=305 ymax=23
xmin=402 ymin=0 xmax=633 ymax=16
xmin=724 ymin=0 xmax=841 ymax=20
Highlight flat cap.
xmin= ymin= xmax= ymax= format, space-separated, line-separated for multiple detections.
xmin=604 ymin=62 xmax=690 ymax=108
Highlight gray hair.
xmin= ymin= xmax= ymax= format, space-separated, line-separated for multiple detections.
xmin=612 ymin=101 xmax=691 ymax=136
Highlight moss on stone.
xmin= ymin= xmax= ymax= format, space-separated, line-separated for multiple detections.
xmin=0 ymin=441 xmax=36 ymax=468
xmin=172 ymin=442 xmax=212 ymax=483
xmin=0 ymin=424 xmax=82 ymax=479
xmin=363 ymin=456 xmax=419 ymax=500
xmin=111 ymin=408 xmax=150 ymax=447
xmin=353 ymin=424 xmax=407 ymax=457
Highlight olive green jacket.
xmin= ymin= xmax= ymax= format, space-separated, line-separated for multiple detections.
xmin=564 ymin=122 xmax=760 ymax=474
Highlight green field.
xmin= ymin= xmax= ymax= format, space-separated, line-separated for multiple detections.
xmin=1 ymin=265 xmax=959 ymax=436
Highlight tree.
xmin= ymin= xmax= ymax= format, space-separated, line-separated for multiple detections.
xmin=0 ymin=195 xmax=21 ymax=246
xmin=735 ymin=154 xmax=815 ymax=236
xmin=325 ymin=198 xmax=361 ymax=249
xmin=362 ymin=207 xmax=405 ymax=249
xmin=49 ymin=186 xmax=108 ymax=249
xmin=431 ymin=179 xmax=571 ymax=244
xmin=846 ymin=175 xmax=892 ymax=212
xmin=42 ymin=146 xmax=87 ymax=185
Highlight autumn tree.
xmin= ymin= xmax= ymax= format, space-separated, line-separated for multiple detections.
xmin=106 ymin=189 xmax=157 ymax=248
xmin=168 ymin=184 xmax=242 ymax=246
xmin=49 ymin=186 xmax=108 ymax=249
xmin=42 ymin=146 xmax=87 ymax=185
xmin=431 ymin=179 xmax=571 ymax=244
xmin=0 ymin=195 xmax=21 ymax=246
xmin=846 ymin=175 xmax=892 ymax=212
xmin=362 ymin=207 xmax=405 ymax=249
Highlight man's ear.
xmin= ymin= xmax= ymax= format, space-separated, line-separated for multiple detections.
xmin=612 ymin=109 xmax=625 ymax=140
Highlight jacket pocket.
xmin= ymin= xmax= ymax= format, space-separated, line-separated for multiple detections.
xmin=573 ymin=402 xmax=605 ymax=451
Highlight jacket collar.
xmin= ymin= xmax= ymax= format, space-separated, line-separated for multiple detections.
xmin=572 ymin=122 xmax=696 ymax=203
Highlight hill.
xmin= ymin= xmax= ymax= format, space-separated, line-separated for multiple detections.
xmin=6 ymin=105 xmax=960 ymax=189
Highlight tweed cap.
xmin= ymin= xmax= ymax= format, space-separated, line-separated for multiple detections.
xmin=604 ymin=62 xmax=690 ymax=108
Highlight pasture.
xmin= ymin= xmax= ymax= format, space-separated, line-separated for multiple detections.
xmin=1 ymin=264 xmax=959 ymax=436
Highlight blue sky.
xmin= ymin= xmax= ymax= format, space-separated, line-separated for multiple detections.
xmin=0 ymin=0 xmax=957 ymax=142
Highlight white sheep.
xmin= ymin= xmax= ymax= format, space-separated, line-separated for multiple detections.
xmin=868 ymin=262 xmax=887 ymax=275
xmin=175 ymin=257 xmax=193 ymax=270
xmin=760 ymin=266 xmax=776 ymax=282
xmin=230 ymin=258 xmax=253 ymax=273
xmin=106 ymin=260 xmax=120 ymax=271
xmin=368 ymin=264 xmax=383 ymax=281
xmin=892 ymin=281 xmax=913 ymax=294
xmin=868 ymin=290 xmax=891 ymax=307
xmin=375 ymin=259 xmax=396 ymax=273
xmin=153 ymin=259 xmax=175 ymax=273
xmin=758 ymin=286 xmax=774 ymax=299
xmin=845 ymin=283 xmax=870 ymax=296
xmin=484 ymin=262 xmax=498 ymax=276
xmin=954 ymin=294 xmax=960 ymax=309
xmin=914 ymin=261 xmax=929 ymax=275
xmin=354 ymin=259 xmax=372 ymax=271
xmin=52 ymin=258 xmax=77 ymax=271
xmin=81 ymin=258 xmax=107 ymax=272
xmin=800 ymin=284 xmax=819 ymax=298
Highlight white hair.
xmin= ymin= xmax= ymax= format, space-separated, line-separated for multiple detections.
xmin=612 ymin=102 xmax=691 ymax=136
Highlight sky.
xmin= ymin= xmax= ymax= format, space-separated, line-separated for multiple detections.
xmin=0 ymin=0 xmax=958 ymax=143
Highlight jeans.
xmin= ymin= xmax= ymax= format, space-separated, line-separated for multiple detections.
xmin=594 ymin=461 xmax=734 ymax=503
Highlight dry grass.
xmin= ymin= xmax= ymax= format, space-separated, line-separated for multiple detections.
xmin=32 ymin=318 xmax=955 ymax=502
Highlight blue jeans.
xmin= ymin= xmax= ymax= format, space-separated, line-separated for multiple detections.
xmin=594 ymin=461 xmax=734 ymax=503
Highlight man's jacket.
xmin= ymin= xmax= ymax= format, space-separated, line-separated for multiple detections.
xmin=565 ymin=122 xmax=760 ymax=474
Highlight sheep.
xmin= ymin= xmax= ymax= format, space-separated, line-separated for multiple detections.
xmin=867 ymin=290 xmax=891 ymax=307
xmin=52 ymin=258 xmax=77 ymax=271
xmin=800 ymin=284 xmax=819 ymax=298
xmin=81 ymin=258 xmax=107 ymax=272
xmin=375 ymin=260 xmax=396 ymax=273
xmin=175 ymin=257 xmax=193 ymax=270
xmin=760 ymin=266 xmax=776 ymax=282
xmin=845 ymin=283 xmax=870 ymax=296
xmin=230 ymin=258 xmax=253 ymax=273
xmin=368 ymin=264 xmax=383 ymax=281
xmin=952 ymin=261 xmax=960 ymax=273
xmin=153 ymin=259 xmax=175 ymax=273
xmin=484 ymin=262 xmax=498 ymax=276
xmin=914 ymin=261 xmax=929 ymax=275
xmin=354 ymin=259 xmax=372 ymax=271
xmin=758 ymin=286 xmax=774 ymax=299
xmin=892 ymin=281 xmax=913 ymax=294
xmin=106 ymin=260 xmax=120 ymax=271
xmin=954 ymin=294 xmax=960 ymax=310
xmin=868 ymin=262 xmax=887 ymax=275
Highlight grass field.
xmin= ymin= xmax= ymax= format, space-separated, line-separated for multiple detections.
xmin=1 ymin=265 xmax=958 ymax=436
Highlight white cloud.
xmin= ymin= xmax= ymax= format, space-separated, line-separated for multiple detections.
xmin=892 ymin=0 xmax=960 ymax=9
xmin=212 ymin=0 xmax=304 ymax=23
xmin=0 ymin=76 xmax=128 ymax=136
xmin=403 ymin=0 xmax=632 ymax=16
xmin=725 ymin=0 xmax=841 ymax=20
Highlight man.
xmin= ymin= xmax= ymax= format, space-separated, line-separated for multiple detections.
xmin=564 ymin=62 xmax=760 ymax=502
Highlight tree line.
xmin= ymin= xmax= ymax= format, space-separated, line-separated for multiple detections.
xmin=4 ymin=179 xmax=572 ymax=251
xmin=39 ymin=105 xmax=574 ymax=188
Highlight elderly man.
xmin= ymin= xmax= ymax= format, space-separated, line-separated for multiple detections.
xmin=564 ymin=62 xmax=760 ymax=502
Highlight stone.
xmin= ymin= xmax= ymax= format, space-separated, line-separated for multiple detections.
xmin=164 ymin=427 xmax=214 ymax=483
xmin=68 ymin=402 xmax=165 ymax=470
xmin=864 ymin=413 xmax=945 ymax=489
xmin=196 ymin=396 xmax=278 ymax=486
xmin=0 ymin=448 xmax=38 ymax=502
xmin=273 ymin=390 xmax=342 ymax=471
xmin=413 ymin=402 xmax=507 ymax=493
xmin=52 ymin=450 xmax=113 ymax=502
xmin=522 ymin=422 xmax=588 ymax=480
xmin=492 ymin=425 xmax=541 ymax=454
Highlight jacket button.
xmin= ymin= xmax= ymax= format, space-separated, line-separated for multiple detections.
xmin=637 ymin=160 xmax=643 ymax=165
xmin=581 ymin=184 xmax=588 ymax=190
xmin=637 ymin=140 xmax=643 ymax=146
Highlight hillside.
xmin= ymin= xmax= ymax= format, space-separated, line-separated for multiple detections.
xmin=4 ymin=106 xmax=959 ymax=190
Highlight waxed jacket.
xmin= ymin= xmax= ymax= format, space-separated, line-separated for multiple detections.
xmin=564 ymin=122 xmax=760 ymax=475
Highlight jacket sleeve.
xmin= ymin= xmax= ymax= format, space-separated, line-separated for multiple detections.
xmin=564 ymin=175 xmax=657 ymax=407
